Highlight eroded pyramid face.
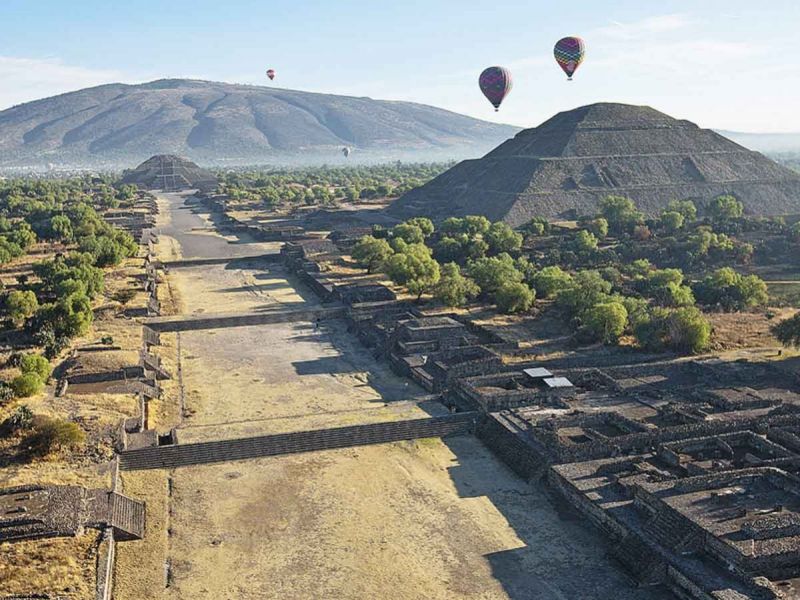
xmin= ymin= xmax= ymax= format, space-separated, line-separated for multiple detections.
xmin=390 ymin=103 xmax=800 ymax=227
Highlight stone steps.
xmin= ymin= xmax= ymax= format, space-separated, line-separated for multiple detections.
xmin=119 ymin=413 xmax=477 ymax=471
xmin=109 ymin=492 xmax=145 ymax=540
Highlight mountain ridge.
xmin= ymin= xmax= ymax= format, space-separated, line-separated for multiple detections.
xmin=0 ymin=79 xmax=520 ymax=168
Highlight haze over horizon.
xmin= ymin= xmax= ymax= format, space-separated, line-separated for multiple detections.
xmin=1 ymin=0 xmax=798 ymax=134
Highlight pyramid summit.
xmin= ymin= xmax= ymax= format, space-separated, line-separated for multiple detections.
xmin=120 ymin=154 xmax=217 ymax=192
xmin=389 ymin=102 xmax=800 ymax=226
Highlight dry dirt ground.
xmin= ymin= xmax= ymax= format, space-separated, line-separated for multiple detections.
xmin=114 ymin=193 xmax=670 ymax=600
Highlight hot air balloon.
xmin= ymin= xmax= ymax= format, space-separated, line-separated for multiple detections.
xmin=342 ymin=147 xmax=351 ymax=158
xmin=266 ymin=69 xmax=276 ymax=81
xmin=479 ymin=66 xmax=512 ymax=112
xmin=554 ymin=37 xmax=585 ymax=80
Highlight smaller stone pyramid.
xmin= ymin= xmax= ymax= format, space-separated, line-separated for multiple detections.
xmin=120 ymin=155 xmax=216 ymax=192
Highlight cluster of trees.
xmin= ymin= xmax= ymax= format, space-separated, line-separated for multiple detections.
xmin=217 ymin=163 xmax=450 ymax=209
xmin=351 ymin=199 xmax=772 ymax=355
xmin=0 ymin=179 xmax=140 ymax=395
xmin=529 ymin=196 xmax=759 ymax=271
xmin=353 ymin=216 xmax=533 ymax=312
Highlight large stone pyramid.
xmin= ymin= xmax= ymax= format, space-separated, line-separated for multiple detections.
xmin=120 ymin=154 xmax=217 ymax=192
xmin=389 ymin=103 xmax=800 ymax=226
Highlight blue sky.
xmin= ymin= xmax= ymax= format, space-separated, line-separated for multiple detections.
xmin=1 ymin=0 xmax=798 ymax=131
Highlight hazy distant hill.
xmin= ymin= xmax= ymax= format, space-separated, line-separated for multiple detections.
xmin=0 ymin=79 xmax=519 ymax=168
xmin=716 ymin=130 xmax=800 ymax=154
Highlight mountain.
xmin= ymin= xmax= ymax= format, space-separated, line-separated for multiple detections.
xmin=389 ymin=103 xmax=800 ymax=226
xmin=715 ymin=130 xmax=800 ymax=154
xmin=0 ymin=79 xmax=520 ymax=168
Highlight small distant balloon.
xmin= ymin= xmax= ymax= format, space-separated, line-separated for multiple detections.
xmin=266 ymin=69 xmax=276 ymax=81
xmin=479 ymin=66 xmax=513 ymax=112
xmin=342 ymin=147 xmax=351 ymax=158
xmin=554 ymin=37 xmax=585 ymax=80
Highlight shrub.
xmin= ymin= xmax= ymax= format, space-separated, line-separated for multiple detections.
xmin=1 ymin=404 xmax=33 ymax=433
xmin=11 ymin=372 xmax=44 ymax=398
xmin=19 ymin=354 xmax=52 ymax=381
xmin=24 ymin=416 xmax=85 ymax=457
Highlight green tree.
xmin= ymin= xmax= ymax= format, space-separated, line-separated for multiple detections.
xmin=495 ymin=282 xmax=535 ymax=314
xmin=693 ymin=267 xmax=768 ymax=311
xmin=468 ymin=254 xmax=523 ymax=296
xmin=667 ymin=199 xmax=697 ymax=222
xmin=583 ymin=302 xmax=628 ymax=344
xmin=523 ymin=217 xmax=550 ymax=236
xmin=6 ymin=290 xmax=38 ymax=327
xmin=668 ymin=307 xmax=712 ymax=354
xmin=660 ymin=211 xmax=685 ymax=233
xmin=573 ymin=230 xmax=598 ymax=254
xmin=391 ymin=222 xmax=425 ymax=245
xmin=434 ymin=263 xmax=480 ymax=307
xmin=772 ymin=313 xmax=800 ymax=347
xmin=386 ymin=243 xmax=441 ymax=300
xmin=598 ymin=195 xmax=644 ymax=234
xmin=557 ymin=270 xmax=613 ymax=317
xmin=405 ymin=217 xmax=434 ymax=238
xmin=634 ymin=307 xmax=711 ymax=354
xmin=707 ymin=195 xmax=744 ymax=222
xmin=532 ymin=266 xmax=573 ymax=299
xmin=351 ymin=235 xmax=394 ymax=274
xmin=50 ymin=215 xmax=73 ymax=242
xmin=586 ymin=217 xmax=609 ymax=239
xmin=485 ymin=222 xmax=523 ymax=255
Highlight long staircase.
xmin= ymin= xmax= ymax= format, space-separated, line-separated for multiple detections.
xmin=119 ymin=413 xmax=478 ymax=471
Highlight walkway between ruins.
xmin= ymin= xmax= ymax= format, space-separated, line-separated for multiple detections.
xmin=113 ymin=192 xmax=672 ymax=600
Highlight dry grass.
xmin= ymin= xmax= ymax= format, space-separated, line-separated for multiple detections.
xmin=0 ymin=531 xmax=101 ymax=599
xmin=113 ymin=470 xmax=170 ymax=600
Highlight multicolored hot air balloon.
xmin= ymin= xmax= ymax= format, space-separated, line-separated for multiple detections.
xmin=554 ymin=37 xmax=585 ymax=80
xmin=479 ymin=66 xmax=512 ymax=112
xmin=342 ymin=146 xmax=351 ymax=158
xmin=266 ymin=69 xmax=276 ymax=81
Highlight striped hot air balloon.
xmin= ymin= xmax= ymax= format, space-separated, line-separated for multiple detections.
xmin=554 ymin=37 xmax=586 ymax=80
xmin=478 ymin=66 xmax=513 ymax=112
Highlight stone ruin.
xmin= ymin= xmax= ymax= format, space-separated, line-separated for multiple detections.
xmin=0 ymin=485 xmax=145 ymax=542
xmin=120 ymin=154 xmax=217 ymax=193
xmin=281 ymin=224 xmax=800 ymax=598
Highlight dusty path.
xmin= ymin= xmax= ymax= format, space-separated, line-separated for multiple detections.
xmin=114 ymin=192 xmax=673 ymax=600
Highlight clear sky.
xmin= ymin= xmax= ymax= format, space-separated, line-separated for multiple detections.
xmin=1 ymin=0 xmax=797 ymax=132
